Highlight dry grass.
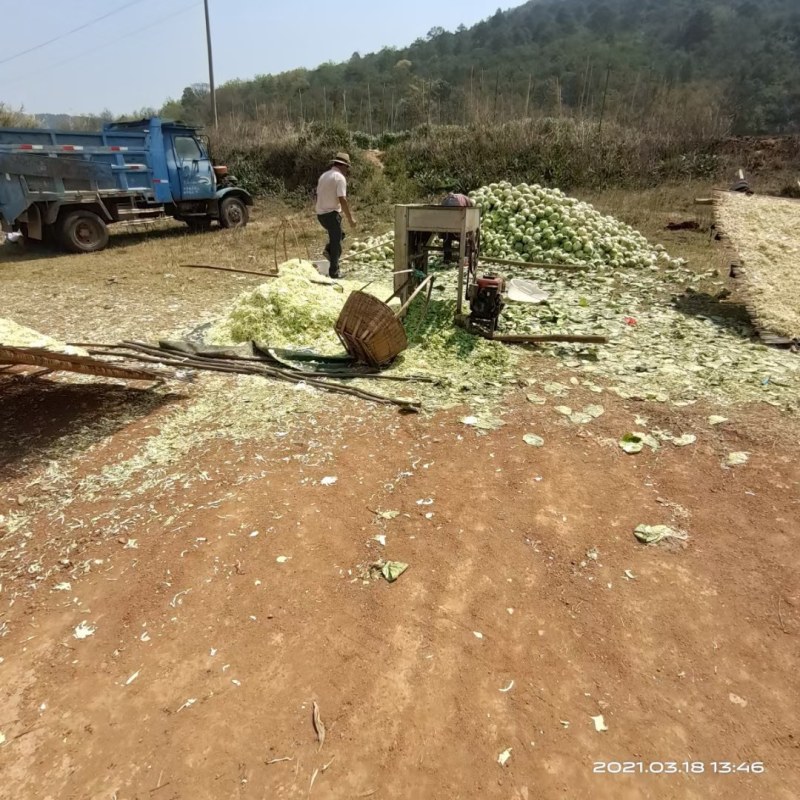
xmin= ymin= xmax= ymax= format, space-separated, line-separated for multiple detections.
xmin=715 ymin=192 xmax=800 ymax=339
xmin=1 ymin=202 xmax=324 ymax=344
xmin=579 ymin=181 xmax=719 ymax=266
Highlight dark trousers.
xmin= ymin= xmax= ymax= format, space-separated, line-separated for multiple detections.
xmin=317 ymin=211 xmax=343 ymax=277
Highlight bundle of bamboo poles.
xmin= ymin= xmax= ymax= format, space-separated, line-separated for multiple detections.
xmin=70 ymin=340 xmax=425 ymax=410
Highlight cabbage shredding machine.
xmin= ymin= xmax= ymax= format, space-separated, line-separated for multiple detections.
xmin=392 ymin=204 xmax=607 ymax=345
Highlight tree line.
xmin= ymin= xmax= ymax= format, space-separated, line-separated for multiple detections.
xmin=5 ymin=0 xmax=798 ymax=137
xmin=164 ymin=0 xmax=799 ymax=136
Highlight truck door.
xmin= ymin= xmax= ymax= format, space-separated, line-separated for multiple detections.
xmin=173 ymin=135 xmax=215 ymax=200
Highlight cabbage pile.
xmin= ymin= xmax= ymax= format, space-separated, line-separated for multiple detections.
xmin=345 ymin=232 xmax=393 ymax=266
xmin=211 ymin=260 xmax=349 ymax=353
xmin=470 ymin=182 xmax=681 ymax=270
xmin=342 ymin=183 xmax=685 ymax=273
xmin=208 ymin=258 xmax=514 ymax=409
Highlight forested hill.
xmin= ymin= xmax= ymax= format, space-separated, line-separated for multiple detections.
xmin=166 ymin=0 xmax=800 ymax=136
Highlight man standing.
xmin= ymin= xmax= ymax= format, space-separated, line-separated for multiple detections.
xmin=441 ymin=191 xmax=474 ymax=264
xmin=316 ymin=153 xmax=356 ymax=279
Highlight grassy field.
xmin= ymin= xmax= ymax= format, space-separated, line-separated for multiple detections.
xmin=1 ymin=200 xmax=323 ymax=343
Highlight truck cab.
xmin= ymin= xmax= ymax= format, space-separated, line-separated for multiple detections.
xmin=171 ymin=131 xmax=215 ymax=199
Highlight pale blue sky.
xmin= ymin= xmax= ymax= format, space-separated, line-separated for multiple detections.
xmin=0 ymin=0 xmax=513 ymax=116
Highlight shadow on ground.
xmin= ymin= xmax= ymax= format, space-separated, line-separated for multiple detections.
xmin=0 ymin=379 xmax=179 ymax=476
xmin=0 ymin=222 xmax=199 ymax=263
xmin=105 ymin=224 xmax=201 ymax=250
xmin=673 ymin=288 xmax=756 ymax=337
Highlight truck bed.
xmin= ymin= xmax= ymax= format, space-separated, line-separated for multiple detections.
xmin=0 ymin=126 xmax=157 ymax=209
xmin=0 ymin=119 xmax=187 ymax=227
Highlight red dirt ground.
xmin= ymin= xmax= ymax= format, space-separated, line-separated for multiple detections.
xmin=1 ymin=381 xmax=798 ymax=800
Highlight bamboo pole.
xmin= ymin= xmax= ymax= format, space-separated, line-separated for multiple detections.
xmin=395 ymin=275 xmax=434 ymax=318
xmin=479 ymin=256 xmax=589 ymax=272
xmin=181 ymin=262 xmax=339 ymax=287
xmin=0 ymin=346 xmax=159 ymax=381
xmin=491 ymin=333 xmax=608 ymax=344
xmin=181 ymin=263 xmax=278 ymax=278
xmin=112 ymin=342 xmax=421 ymax=408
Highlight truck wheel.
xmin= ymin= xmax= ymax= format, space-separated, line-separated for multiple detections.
xmin=219 ymin=197 xmax=249 ymax=229
xmin=59 ymin=211 xmax=109 ymax=253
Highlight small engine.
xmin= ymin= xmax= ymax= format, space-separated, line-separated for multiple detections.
xmin=467 ymin=273 xmax=506 ymax=332
xmin=213 ymin=165 xmax=239 ymax=189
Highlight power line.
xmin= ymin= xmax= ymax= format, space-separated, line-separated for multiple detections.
xmin=0 ymin=0 xmax=149 ymax=66
xmin=0 ymin=2 xmax=201 ymax=92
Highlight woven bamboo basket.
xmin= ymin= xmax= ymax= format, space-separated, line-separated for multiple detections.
xmin=334 ymin=276 xmax=433 ymax=367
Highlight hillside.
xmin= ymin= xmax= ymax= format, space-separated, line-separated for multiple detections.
xmin=164 ymin=0 xmax=800 ymax=135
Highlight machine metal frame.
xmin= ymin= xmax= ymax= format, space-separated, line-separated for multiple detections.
xmin=393 ymin=204 xmax=481 ymax=316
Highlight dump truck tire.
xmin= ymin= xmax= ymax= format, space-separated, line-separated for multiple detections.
xmin=59 ymin=211 xmax=109 ymax=253
xmin=219 ymin=197 xmax=249 ymax=229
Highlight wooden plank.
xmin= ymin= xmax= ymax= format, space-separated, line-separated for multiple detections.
xmin=7 ymin=367 xmax=55 ymax=379
xmin=403 ymin=205 xmax=480 ymax=234
xmin=116 ymin=207 xmax=164 ymax=217
xmin=0 ymin=346 xmax=159 ymax=381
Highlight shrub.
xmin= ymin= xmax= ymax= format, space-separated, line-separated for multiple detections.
xmin=212 ymin=121 xmax=378 ymax=197
xmin=382 ymin=118 xmax=729 ymax=194
xmin=0 ymin=104 xmax=38 ymax=128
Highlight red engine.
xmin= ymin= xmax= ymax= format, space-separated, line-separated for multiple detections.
xmin=468 ymin=273 xmax=506 ymax=331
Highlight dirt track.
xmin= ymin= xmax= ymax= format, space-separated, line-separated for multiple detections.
xmin=2 ymin=207 xmax=799 ymax=798
xmin=1 ymin=380 xmax=798 ymax=799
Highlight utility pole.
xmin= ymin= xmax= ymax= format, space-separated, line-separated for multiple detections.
xmin=203 ymin=0 xmax=218 ymax=129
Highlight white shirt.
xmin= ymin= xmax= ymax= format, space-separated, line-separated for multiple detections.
xmin=315 ymin=168 xmax=347 ymax=215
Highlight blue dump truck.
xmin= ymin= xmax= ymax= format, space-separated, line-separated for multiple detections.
xmin=0 ymin=117 xmax=252 ymax=253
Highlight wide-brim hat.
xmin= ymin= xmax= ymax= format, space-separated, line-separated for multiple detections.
xmin=331 ymin=152 xmax=352 ymax=168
